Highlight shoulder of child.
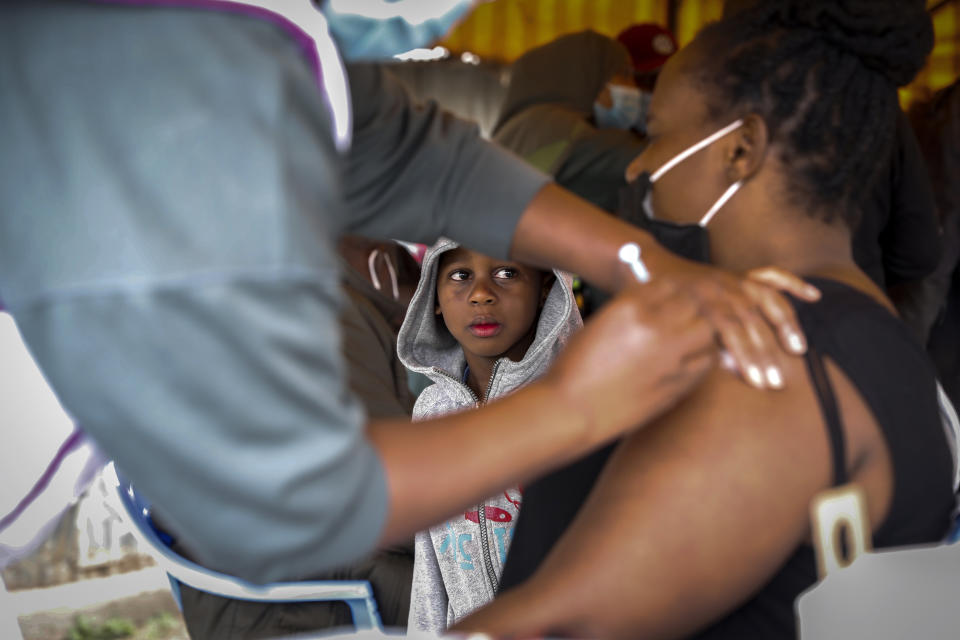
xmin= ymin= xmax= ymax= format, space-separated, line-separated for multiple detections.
xmin=412 ymin=383 xmax=458 ymax=422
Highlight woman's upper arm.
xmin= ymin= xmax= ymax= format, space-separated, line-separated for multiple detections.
xmin=524 ymin=358 xmax=837 ymax=639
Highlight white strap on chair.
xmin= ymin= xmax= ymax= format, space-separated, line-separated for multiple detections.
xmin=810 ymin=484 xmax=871 ymax=579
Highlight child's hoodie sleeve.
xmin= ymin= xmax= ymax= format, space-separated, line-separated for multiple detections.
xmin=409 ymin=529 xmax=449 ymax=632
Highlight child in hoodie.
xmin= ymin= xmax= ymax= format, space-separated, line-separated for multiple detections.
xmin=398 ymin=238 xmax=582 ymax=632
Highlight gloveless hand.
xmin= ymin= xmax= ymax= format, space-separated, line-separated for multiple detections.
xmin=636 ymin=252 xmax=820 ymax=390
xmin=542 ymin=279 xmax=716 ymax=444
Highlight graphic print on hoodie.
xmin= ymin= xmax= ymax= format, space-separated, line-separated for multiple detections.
xmin=398 ymin=238 xmax=582 ymax=632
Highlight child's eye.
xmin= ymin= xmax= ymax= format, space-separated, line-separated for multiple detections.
xmin=448 ymin=269 xmax=470 ymax=282
xmin=494 ymin=267 xmax=518 ymax=280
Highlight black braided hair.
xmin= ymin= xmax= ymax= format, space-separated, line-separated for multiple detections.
xmin=686 ymin=0 xmax=933 ymax=228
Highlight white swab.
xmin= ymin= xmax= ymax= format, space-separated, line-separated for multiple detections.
xmin=618 ymin=242 xmax=651 ymax=283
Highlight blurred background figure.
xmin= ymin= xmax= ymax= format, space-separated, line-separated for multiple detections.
xmin=855 ymin=108 xmax=940 ymax=312
xmin=492 ymin=30 xmax=649 ymax=213
xmin=616 ymin=22 xmax=678 ymax=95
xmin=905 ymin=79 xmax=960 ymax=407
xmin=492 ymin=29 xmax=675 ymax=316
xmin=337 ymin=236 xmax=427 ymax=409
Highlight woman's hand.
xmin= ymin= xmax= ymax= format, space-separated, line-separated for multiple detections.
xmin=371 ymin=280 xmax=717 ymax=546
xmin=543 ymin=279 xmax=716 ymax=443
xmin=648 ymin=256 xmax=820 ymax=389
xmin=744 ymin=266 xmax=821 ymax=350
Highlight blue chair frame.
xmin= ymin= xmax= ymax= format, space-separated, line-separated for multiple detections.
xmin=947 ymin=513 xmax=960 ymax=544
xmin=111 ymin=465 xmax=383 ymax=632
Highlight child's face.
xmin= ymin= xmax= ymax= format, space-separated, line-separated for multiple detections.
xmin=435 ymin=247 xmax=549 ymax=362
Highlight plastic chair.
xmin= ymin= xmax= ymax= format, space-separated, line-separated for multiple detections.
xmin=109 ymin=464 xmax=383 ymax=632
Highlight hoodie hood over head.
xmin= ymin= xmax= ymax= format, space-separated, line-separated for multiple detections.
xmin=397 ymin=238 xmax=581 ymax=410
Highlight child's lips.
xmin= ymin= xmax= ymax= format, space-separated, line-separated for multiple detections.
xmin=469 ymin=321 xmax=502 ymax=338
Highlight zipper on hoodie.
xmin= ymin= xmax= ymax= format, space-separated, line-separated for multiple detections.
xmin=431 ymin=359 xmax=502 ymax=406
xmin=431 ymin=367 xmax=481 ymax=406
xmin=477 ymin=499 xmax=499 ymax=594
xmin=481 ymin=360 xmax=502 ymax=403
xmin=478 ymin=361 xmax=504 ymax=593
xmin=431 ymin=360 xmax=506 ymax=594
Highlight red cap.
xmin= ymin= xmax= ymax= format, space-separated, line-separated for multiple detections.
xmin=616 ymin=23 xmax=678 ymax=74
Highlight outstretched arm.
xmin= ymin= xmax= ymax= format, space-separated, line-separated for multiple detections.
xmin=509 ymin=183 xmax=820 ymax=389
xmin=371 ymin=279 xmax=715 ymax=546
xmin=343 ymin=64 xmax=818 ymax=390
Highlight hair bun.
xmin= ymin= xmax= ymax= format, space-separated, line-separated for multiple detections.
xmin=757 ymin=0 xmax=933 ymax=87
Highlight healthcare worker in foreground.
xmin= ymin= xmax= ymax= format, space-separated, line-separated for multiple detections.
xmin=0 ymin=0 xmax=817 ymax=584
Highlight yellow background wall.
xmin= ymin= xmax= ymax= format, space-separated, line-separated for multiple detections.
xmin=441 ymin=0 xmax=959 ymax=105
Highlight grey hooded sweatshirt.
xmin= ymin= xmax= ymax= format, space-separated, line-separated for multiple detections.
xmin=398 ymin=238 xmax=582 ymax=632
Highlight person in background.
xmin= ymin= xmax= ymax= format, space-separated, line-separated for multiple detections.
xmin=400 ymin=240 xmax=580 ymax=632
xmin=906 ymin=79 xmax=960 ymax=406
xmin=493 ymin=30 xmax=649 ymax=216
xmin=856 ymin=109 xmax=941 ymax=309
xmin=616 ymin=22 xmax=678 ymax=114
xmin=457 ymin=2 xmax=955 ymax=638
xmin=337 ymin=236 xmax=424 ymax=415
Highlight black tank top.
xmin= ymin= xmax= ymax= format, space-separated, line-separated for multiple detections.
xmin=499 ymin=278 xmax=956 ymax=638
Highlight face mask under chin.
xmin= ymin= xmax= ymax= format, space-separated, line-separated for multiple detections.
xmin=618 ymin=175 xmax=712 ymax=264
xmin=615 ymin=119 xmax=745 ymax=263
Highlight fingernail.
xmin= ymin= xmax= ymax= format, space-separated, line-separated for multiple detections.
xmin=788 ymin=332 xmax=805 ymax=353
xmin=766 ymin=366 xmax=783 ymax=389
xmin=747 ymin=365 xmax=765 ymax=388
xmin=805 ymin=285 xmax=821 ymax=300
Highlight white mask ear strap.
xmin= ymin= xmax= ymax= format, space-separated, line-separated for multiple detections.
xmin=368 ymin=250 xmax=381 ymax=290
xmin=384 ymin=254 xmax=399 ymax=300
xmin=368 ymin=249 xmax=400 ymax=300
xmin=651 ymin=119 xmax=744 ymax=183
xmin=699 ymin=180 xmax=742 ymax=227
